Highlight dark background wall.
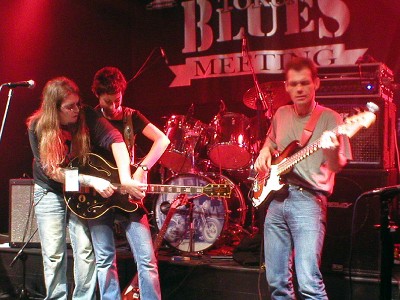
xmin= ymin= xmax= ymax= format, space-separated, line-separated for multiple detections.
xmin=0 ymin=0 xmax=400 ymax=234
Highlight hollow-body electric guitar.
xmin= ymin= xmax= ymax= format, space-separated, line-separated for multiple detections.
xmin=64 ymin=153 xmax=231 ymax=219
xmin=251 ymin=107 xmax=377 ymax=208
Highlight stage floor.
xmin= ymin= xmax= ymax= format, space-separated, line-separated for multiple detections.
xmin=0 ymin=241 xmax=400 ymax=300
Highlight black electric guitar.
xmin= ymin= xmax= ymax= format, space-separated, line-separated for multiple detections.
xmin=121 ymin=194 xmax=189 ymax=300
xmin=251 ymin=107 xmax=377 ymax=208
xmin=64 ymin=153 xmax=231 ymax=219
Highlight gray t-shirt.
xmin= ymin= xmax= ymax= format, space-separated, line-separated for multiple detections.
xmin=265 ymin=104 xmax=352 ymax=195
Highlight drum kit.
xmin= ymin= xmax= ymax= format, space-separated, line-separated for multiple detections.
xmin=154 ymin=82 xmax=291 ymax=254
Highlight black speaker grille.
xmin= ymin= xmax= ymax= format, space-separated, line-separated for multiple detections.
xmin=317 ymin=97 xmax=396 ymax=168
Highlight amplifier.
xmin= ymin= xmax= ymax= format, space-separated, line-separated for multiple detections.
xmin=317 ymin=63 xmax=394 ymax=100
xmin=317 ymin=97 xmax=396 ymax=169
xmin=9 ymin=179 xmax=71 ymax=248
xmin=322 ymin=168 xmax=398 ymax=275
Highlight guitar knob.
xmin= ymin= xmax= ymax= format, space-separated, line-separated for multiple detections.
xmin=160 ymin=201 xmax=171 ymax=215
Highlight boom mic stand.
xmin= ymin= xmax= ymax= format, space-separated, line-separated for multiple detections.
xmin=242 ymin=36 xmax=270 ymax=235
xmin=355 ymin=186 xmax=400 ymax=300
xmin=9 ymin=228 xmax=38 ymax=300
xmin=1 ymin=86 xmax=37 ymax=299
xmin=127 ymin=46 xmax=167 ymax=85
xmin=0 ymin=87 xmax=15 ymax=144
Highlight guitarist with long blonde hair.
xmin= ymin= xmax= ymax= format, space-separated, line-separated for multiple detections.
xmin=254 ymin=57 xmax=352 ymax=299
xmin=27 ymin=77 xmax=146 ymax=299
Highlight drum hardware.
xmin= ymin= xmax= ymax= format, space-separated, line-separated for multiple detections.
xmin=154 ymin=173 xmax=247 ymax=254
xmin=242 ymin=81 xmax=291 ymax=112
xmin=207 ymin=112 xmax=252 ymax=170
xmin=159 ymin=114 xmax=207 ymax=173
xmin=241 ymin=34 xmax=274 ymax=119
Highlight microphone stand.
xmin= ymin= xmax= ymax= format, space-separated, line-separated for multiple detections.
xmin=351 ymin=189 xmax=399 ymax=300
xmin=127 ymin=47 xmax=165 ymax=85
xmin=378 ymin=193 xmax=395 ymax=300
xmin=9 ymin=228 xmax=38 ymax=300
xmin=242 ymin=39 xmax=269 ymax=235
xmin=0 ymin=87 xmax=14 ymax=144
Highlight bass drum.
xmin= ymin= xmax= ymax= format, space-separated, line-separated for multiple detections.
xmin=204 ymin=172 xmax=247 ymax=228
xmin=154 ymin=174 xmax=228 ymax=253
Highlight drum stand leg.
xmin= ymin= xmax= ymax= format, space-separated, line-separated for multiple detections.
xmin=184 ymin=197 xmax=203 ymax=258
xmin=188 ymin=202 xmax=195 ymax=253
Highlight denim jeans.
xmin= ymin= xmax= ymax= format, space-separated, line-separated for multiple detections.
xmin=264 ymin=185 xmax=328 ymax=300
xmin=88 ymin=210 xmax=161 ymax=300
xmin=34 ymin=184 xmax=97 ymax=300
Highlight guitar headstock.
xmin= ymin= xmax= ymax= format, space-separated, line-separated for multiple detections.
xmin=338 ymin=103 xmax=377 ymax=138
xmin=202 ymin=184 xmax=232 ymax=198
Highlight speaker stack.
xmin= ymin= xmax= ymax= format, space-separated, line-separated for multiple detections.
xmin=316 ymin=63 xmax=398 ymax=275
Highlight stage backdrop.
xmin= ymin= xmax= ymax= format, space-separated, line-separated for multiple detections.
xmin=0 ymin=0 xmax=399 ymax=233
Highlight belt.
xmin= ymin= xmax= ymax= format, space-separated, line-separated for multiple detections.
xmin=287 ymin=184 xmax=326 ymax=197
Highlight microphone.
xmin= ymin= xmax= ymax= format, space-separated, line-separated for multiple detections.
xmin=219 ymin=99 xmax=227 ymax=115
xmin=2 ymin=80 xmax=35 ymax=89
xmin=362 ymin=185 xmax=400 ymax=198
xmin=242 ymin=35 xmax=247 ymax=57
xmin=160 ymin=47 xmax=169 ymax=64
xmin=187 ymin=103 xmax=195 ymax=118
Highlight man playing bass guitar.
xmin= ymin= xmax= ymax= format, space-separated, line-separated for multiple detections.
xmin=254 ymin=57 xmax=352 ymax=299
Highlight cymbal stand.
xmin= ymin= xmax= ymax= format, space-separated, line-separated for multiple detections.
xmin=184 ymin=130 xmax=199 ymax=174
xmin=242 ymin=36 xmax=271 ymax=235
xmin=242 ymin=35 xmax=271 ymax=121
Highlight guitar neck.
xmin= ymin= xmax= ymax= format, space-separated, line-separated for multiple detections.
xmin=277 ymin=127 xmax=339 ymax=175
xmin=146 ymin=184 xmax=205 ymax=194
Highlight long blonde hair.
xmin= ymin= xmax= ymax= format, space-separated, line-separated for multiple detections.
xmin=26 ymin=77 xmax=90 ymax=175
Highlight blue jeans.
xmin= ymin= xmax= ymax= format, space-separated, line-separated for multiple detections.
xmin=264 ymin=185 xmax=328 ymax=300
xmin=33 ymin=185 xmax=97 ymax=300
xmin=88 ymin=210 xmax=161 ymax=300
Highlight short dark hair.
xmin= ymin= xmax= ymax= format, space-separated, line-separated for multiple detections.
xmin=92 ymin=66 xmax=127 ymax=96
xmin=284 ymin=57 xmax=318 ymax=80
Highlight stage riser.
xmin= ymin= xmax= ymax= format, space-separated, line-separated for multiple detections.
xmin=0 ymin=249 xmax=399 ymax=300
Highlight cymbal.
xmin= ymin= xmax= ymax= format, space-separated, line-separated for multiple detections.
xmin=243 ymin=81 xmax=291 ymax=110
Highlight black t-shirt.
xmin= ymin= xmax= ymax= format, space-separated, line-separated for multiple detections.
xmin=28 ymin=105 xmax=124 ymax=193
xmin=93 ymin=106 xmax=150 ymax=164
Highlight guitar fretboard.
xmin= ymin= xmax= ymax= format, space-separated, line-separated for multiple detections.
xmin=147 ymin=185 xmax=204 ymax=194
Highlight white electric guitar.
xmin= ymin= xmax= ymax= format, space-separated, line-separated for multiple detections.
xmin=251 ymin=104 xmax=378 ymax=208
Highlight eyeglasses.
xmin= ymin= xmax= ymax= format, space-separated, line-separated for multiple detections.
xmin=60 ymin=102 xmax=82 ymax=112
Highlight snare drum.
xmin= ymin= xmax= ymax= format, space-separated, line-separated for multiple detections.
xmin=208 ymin=112 xmax=252 ymax=170
xmin=159 ymin=115 xmax=207 ymax=173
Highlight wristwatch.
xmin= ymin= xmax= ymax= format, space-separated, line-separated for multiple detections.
xmin=139 ymin=165 xmax=149 ymax=171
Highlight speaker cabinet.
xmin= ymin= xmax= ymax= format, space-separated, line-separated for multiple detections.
xmin=317 ymin=97 xmax=396 ymax=169
xmin=322 ymin=168 xmax=398 ymax=275
xmin=9 ymin=179 xmax=40 ymax=247
xmin=9 ymin=179 xmax=71 ymax=248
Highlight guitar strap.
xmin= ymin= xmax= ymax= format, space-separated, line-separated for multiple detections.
xmin=123 ymin=107 xmax=136 ymax=165
xmin=299 ymin=104 xmax=324 ymax=147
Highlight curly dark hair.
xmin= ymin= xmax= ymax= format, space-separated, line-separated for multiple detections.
xmin=91 ymin=66 xmax=127 ymax=96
